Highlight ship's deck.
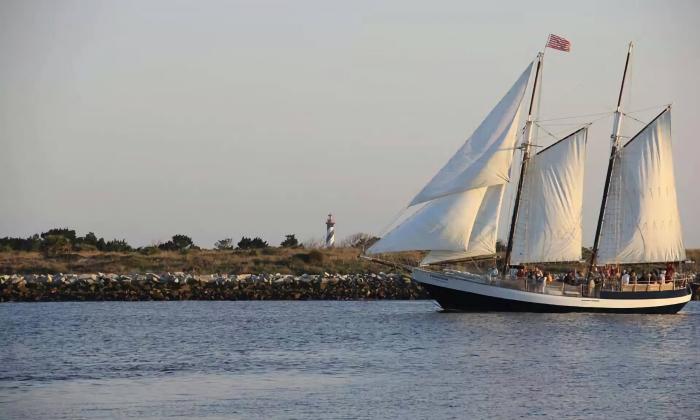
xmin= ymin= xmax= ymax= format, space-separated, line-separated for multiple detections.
xmin=442 ymin=269 xmax=692 ymax=299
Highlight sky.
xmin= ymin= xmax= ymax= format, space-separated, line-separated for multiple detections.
xmin=1 ymin=0 xmax=699 ymax=248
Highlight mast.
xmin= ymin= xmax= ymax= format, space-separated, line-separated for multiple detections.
xmin=503 ymin=52 xmax=543 ymax=272
xmin=587 ymin=42 xmax=633 ymax=278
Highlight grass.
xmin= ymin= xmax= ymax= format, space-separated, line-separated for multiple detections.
xmin=0 ymin=248 xmax=425 ymax=275
xmin=0 ymin=248 xmax=695 ymax=275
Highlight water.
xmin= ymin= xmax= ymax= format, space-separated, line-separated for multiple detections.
xmin=1 ymin=301 xmax=698 ymax=419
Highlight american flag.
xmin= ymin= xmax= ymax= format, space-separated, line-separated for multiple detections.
xmin=546 ymin=34 xmax=571 ymax=52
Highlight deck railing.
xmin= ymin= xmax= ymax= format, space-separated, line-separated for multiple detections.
xmin=443 ymin=270 xmax=691 ymax=298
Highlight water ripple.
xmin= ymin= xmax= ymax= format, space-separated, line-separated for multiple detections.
xmin=0 ymin=301 xmax=698 ymax=419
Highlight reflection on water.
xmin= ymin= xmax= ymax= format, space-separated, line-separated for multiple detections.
xmin=1 ymin=301 xmax=698 ymax=419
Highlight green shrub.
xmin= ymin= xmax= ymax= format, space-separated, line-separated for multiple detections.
xmin=104 ymin=239 xmax=132 ymax=252
xmin=40 ymin=228 xmax=77 ymax=242
xmin=158 ymin=234 xmax=195 ymax=251
xmin=138 ymin=246 xmax=160 ymax=255
xmin=237 ymin=236 xmax=268 ymax=249
xmin=74 ymin=243 xmax=98 ymax=252
xmin=0 ymin=234 xmax=42 ymax=251
xmin=214 ymin=238 xmax=234 ymax=250
xmin=280 ymin=234 xmax=299 ymax=248
xmin=40 ymin=235 xmax=72 ymax=257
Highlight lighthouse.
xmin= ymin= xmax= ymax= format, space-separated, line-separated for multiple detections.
xmin=325 ymin=214 xmax=335 ymax=248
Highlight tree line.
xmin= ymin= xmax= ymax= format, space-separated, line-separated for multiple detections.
xmin=0 ymin=229 xmax=329 ymax=256
xmin=0 ymin=229 xmax=133 ymax=256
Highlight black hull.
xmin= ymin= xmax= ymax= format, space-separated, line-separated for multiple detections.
xmin=422 ymin=283 xmax=691 ymax=314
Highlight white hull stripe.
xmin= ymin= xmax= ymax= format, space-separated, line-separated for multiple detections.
xmin=413 ymin=269 xmax=691 ymax=309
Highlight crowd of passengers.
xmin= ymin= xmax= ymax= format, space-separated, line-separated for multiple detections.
xmin=497 ymin=263 xmax=681 ymax=294
xmin=590 ymin=263 xmax=677 ymax=286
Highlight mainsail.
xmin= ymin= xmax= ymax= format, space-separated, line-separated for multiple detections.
xmin=510 ymin=127 xmax=587 ymax=264
xmin=367 ymin=62 xmax=533 ymax=261
xmin=596 ymin=108 xmax=685 ymax=264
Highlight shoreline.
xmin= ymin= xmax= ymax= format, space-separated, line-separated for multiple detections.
xmin=0 ymin=272 xmax=428 ymax=302
xmin=2 ymin=249 xmax=697 ymax=302
xmin=4 ymin=272 xmax=698 ymax=302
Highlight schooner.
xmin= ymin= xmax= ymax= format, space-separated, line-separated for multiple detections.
xmin=365 ymin=38 xmax=692 ymax=313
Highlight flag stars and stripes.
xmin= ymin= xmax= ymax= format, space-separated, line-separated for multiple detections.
xmin=546 ymin=34 xmax=571 ymax=52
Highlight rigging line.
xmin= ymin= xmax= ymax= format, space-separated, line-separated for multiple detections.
xmin=537 ymin=110 xmax=613 ymax=122
xmin=529 ymin=122 xmax=593 ymax=144
xmin=534 ymin=122 xmax=560 ymax=142
xmin=536 ymin=115 xmax=610 ymax=127
xmin=624 ymin=103 xmax=671 ymax=114
xmin=539 ymin=113 xmax=611 ymax=127
xmin=621 ymin=112 xmax=647 ymax=125
xmin=535 ymin=122 xmax=588 ymax=126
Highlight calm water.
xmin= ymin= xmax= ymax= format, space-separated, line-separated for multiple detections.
xmin=1 ymin=300 xmax=698 ymax=419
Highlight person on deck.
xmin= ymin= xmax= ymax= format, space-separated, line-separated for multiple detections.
xmin=630 ymin=271 xmax=638 ymax=285
xmin=564 ymin=272 xmax=572 ymax=285
xmin=666 ymin=263 xmax=675 ymax=281
xmin=621 ymin=270 xmax=630 ymax=288
xmin=488 ymin=267 xmax=499 ymax=283
xmin=537 ymin=271 xmax=546 ymax=293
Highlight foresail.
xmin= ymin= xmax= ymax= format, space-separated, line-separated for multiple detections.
xmin=510 ymin=128 xmax=587 ymax=265
xmin=597 ymin=109 xmax=685 ymax=264
xmin=367 ymin=184 xmax=504 ymax=257
xmin=421 ymin=184 xmax=505 ymax=264
xmin=409 ymin=63 xmax=533 ymax=206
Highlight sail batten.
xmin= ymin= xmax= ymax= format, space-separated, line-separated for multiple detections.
xmin=510 ymin=127 xmax=587 ymax=265
xmin=596 ymin=109 xmax=685 ymax=264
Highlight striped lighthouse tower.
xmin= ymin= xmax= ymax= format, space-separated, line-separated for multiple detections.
xmin=325 ymin=214 xmax=335 ymax=248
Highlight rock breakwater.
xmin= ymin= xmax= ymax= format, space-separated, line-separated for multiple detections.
xmin=0 ymin=272 xmax=428 ymax=302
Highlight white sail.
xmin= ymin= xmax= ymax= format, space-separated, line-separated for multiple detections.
xmin=510 ymin=128 xmax=587 ymax=264
xmin=409 ymin=63 xmax=533 ymax=206
xmin=597 ymin=109 xmax=685 ymax=264
xmin=421 ymin=184 xmax=506 ymax=264
xmin=367 ymin=184 xmax=505 ymax=257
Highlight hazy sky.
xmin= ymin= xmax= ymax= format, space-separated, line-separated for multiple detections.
xmin=1 ymin=0 xmax=699 ymax=248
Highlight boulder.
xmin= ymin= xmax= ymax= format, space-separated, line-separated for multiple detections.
xmin=146 ymin=273 xmax=160 ymax=283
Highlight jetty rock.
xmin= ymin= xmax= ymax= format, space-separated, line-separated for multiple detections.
xmin=0 ymin=271 xmax=431 ymax=302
